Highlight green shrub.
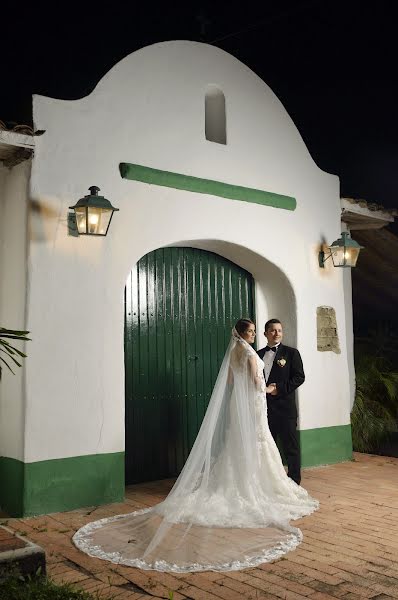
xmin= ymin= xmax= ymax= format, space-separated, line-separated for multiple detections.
xmin=351 ymin=345 xmax=398 ymax=453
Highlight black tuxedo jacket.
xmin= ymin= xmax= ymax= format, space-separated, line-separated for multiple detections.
xmin=257 ymin=344 xmax=305 ymax=419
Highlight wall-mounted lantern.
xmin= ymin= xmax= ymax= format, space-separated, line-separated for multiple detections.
xmin=69 ymin=186 xmax=119 ymax=236
xmin=319 ymin=231 xmax=364 ymax=268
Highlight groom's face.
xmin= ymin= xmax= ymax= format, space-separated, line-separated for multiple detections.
xmin=265 ymin=322 xmax=283 ymax=346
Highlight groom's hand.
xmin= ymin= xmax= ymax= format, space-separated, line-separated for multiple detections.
xmin=269 ymin=383 xmax=278 ymax=396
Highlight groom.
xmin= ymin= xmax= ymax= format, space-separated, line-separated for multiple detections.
xmin=257 ymin=319 xmax=305 ymax=485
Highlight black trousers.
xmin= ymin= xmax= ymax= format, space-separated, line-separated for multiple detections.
xmin=268 ymin=414 xmax=301 ymax=485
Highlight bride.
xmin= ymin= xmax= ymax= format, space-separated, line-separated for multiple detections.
xmin=73 ymin=319 xmax=318 ymax=572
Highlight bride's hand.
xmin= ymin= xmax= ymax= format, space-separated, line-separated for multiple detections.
xmin=266 ymin=383 xmax=277 ymax=394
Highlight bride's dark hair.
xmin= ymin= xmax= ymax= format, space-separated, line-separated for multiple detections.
xmin=235 ymin=318 xmax=255 ymax=337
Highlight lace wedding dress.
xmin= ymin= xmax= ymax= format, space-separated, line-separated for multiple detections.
xmin=73 ymin=330 xmax=318 ymax=572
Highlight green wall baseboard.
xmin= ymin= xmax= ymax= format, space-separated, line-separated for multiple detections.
xmin=0 ymin=425 xmax=352 ymax=517
xmin=300 ymin=424 xmax=353 ymax=467
xmin=0 ymin=456 xmax=25 ymax=516
xmin=0 ymin=452 xmax=124 ymax=517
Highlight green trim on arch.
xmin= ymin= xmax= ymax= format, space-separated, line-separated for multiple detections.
xmin=119 ymin=163 xmax=296 ymax=211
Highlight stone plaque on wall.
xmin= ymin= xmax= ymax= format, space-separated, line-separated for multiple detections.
xmin=317 ymin=306 xmax=341 ymax=354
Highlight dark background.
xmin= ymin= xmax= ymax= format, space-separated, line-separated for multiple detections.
xmin=2 ymin=1 xmax=398 ymax=209
xmin=2 ymin=2 xmax=398 ymax=332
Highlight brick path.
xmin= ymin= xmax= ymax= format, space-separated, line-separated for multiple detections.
xmin=1 ymin=452 xmax=398 ymax=599
xmin=0 ymin=526 xmax=28 ymax=552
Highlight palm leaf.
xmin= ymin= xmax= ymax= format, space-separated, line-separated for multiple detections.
xmin=0 ymin=348 xmax=22 ymax=368
xmin=0 ymin=339 xmax=27 ymax=357
xmin=0 ymin=328 xmax=30 ymax=335
xmin=0 ymin=355 xmax=16 ymax=377
xmin=380 ymin=372 xmax=398 ymax=400
xmin=0 ymin=327 xmax=31 ymax=380
xmin=351 ymin=392 xmax=395 ymax=452
xmin=0 ymin=333 xmax=31 ymax=341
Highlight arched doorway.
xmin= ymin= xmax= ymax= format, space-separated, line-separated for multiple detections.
xmin=124 ymin=247 xmax=255 ymax=484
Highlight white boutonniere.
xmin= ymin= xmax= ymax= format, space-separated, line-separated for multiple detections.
xmin=277 ymin=358 xmax=286 ymax=367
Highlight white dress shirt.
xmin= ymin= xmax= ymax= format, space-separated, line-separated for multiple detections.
xmin=263 ymin=343 xmax=280 ymax=382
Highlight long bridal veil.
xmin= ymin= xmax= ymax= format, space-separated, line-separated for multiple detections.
xmin=73 ymin=329 xmax=318 ymax=572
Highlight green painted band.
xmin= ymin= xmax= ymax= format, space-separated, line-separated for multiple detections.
xmin=0 ymin=425 xmax=352 ymax=517
xmin=300 ymin=424 xmax=353 ymax=467
xmin=0 ymin=456 xmax=24 ymax=516
xmin=0 ymin=452 xmax=124 ymax=517
xmin=119 ymin=163 xmax=296 ymax=211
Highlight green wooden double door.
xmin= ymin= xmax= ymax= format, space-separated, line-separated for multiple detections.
xmin=124 ymin=247 xmax=254 ymax=484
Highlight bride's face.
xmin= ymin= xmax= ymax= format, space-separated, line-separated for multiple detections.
xmin=242 ymin=325 xmax=256 ymax=344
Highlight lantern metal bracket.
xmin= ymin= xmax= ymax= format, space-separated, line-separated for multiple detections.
xmin=318 ymin=249 xmax=332 ymax=268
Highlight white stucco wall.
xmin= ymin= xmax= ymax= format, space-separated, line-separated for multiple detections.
xmin=0 ymin=160 xmax=30 ymax=460
xmin=341 ymin=223 xmax=356 ymax=411
xmin=24 ymin=41 xmax=349 ymax=463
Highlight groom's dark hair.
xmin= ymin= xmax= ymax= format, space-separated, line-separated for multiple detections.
xmin=264 ymin=318 xmax=281 ymax=332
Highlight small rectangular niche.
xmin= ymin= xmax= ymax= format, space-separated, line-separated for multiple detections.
xmin=205 ymin=85 xmax=227 ymax=145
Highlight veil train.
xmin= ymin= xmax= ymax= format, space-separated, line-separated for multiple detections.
xmin=73 ymin=329 xmax=318 ymax=572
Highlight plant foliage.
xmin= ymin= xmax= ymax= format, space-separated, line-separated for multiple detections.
xmin=0 ymin=328 xmax=30 ymax=380
xmin=351 ymin=328 xmax=398 ymax=453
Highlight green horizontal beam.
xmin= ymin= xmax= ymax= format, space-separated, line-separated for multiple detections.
xmin=119 ymin=163 xmax=296 ymax=211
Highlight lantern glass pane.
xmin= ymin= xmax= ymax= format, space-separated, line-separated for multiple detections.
xmin=75 ymin=207 xmax=87 ymax=234
xmin=343 ymin=246 xmax=360 ymax=267
xmin=87 ymin=207 xmax=102 ymax=235
xmin=329 ymin=245 xmax=345 ymax=267
xmin=97 ymin=208 xmax=113 ymax=235
xmin=330 ymin=244 xmax=360 ymax=267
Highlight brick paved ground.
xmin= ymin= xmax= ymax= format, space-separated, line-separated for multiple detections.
xmin=1 ymin=452 xmax=397 ymax=599
xmin=0 ymin=526 xmax=28 ymax=552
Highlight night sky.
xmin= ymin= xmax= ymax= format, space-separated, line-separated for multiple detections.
xmin=2 ymin=1 xmax=398 ymax=209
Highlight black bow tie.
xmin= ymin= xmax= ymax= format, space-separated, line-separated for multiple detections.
xmin=265 ymin=346 xmax=277 ymax=352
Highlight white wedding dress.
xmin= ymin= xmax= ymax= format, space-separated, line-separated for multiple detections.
xmin=73 ymin=330 xmax=318 ymax=572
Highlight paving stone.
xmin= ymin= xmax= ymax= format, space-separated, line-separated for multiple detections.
xmin=0 ymin=525 xmax=46 ymax=579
